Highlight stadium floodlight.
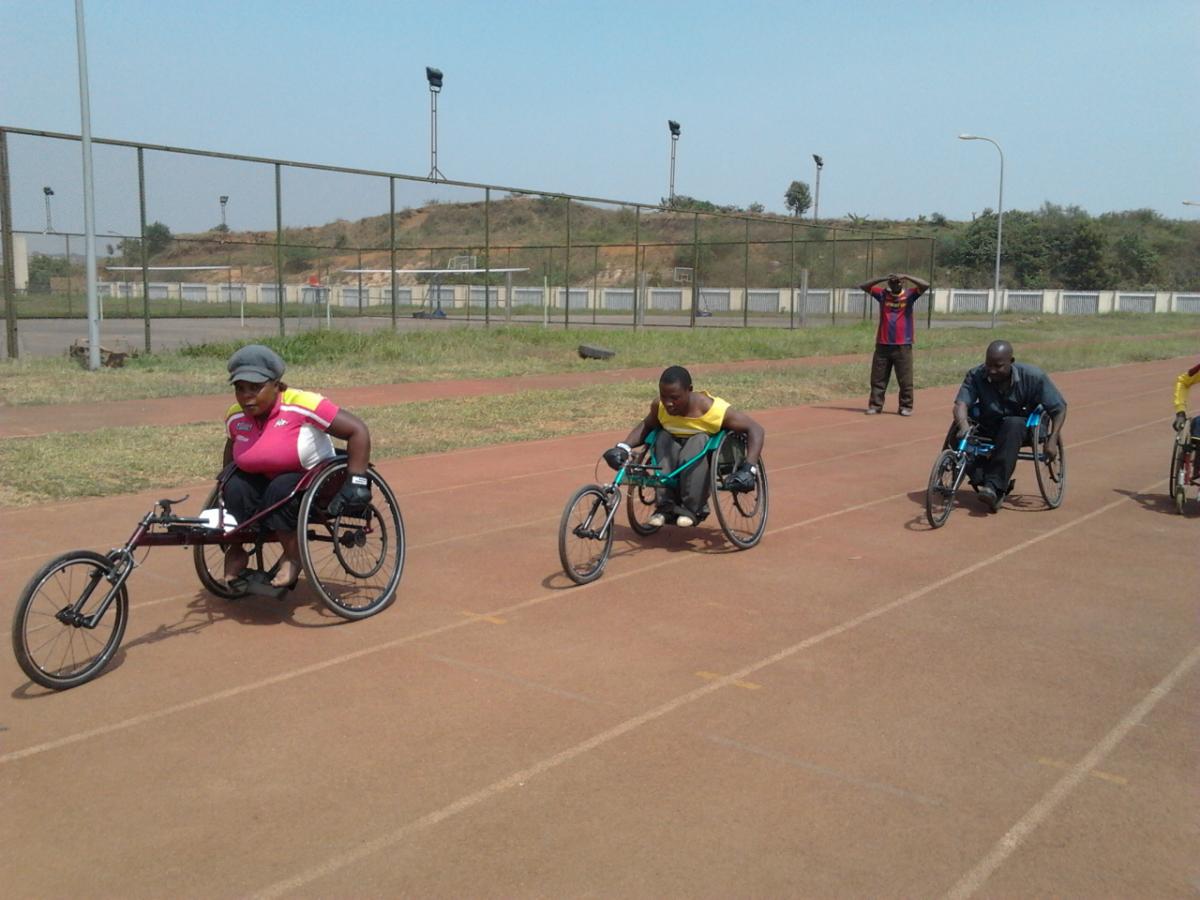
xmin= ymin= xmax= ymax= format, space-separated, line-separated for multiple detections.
xmin=959 ymin=133 xmax=1004 ymax=329
xmin=42 ymin=186 xmax=55 ymax=233
xmin=812 ymin=154 xmax=823 ymax=223
xmin=427 ymin=67 xmax=445 ymax=181
xmin=667 ymin=120 xmax=681 ymax=201
xmin=219 ymin=195 xmax=229 ymax=229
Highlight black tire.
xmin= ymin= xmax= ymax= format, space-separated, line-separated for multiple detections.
xmin=710 ymin=432 xmax=768 ymax=549
xmin=192 ymin=487 xmax=283 ymax=599
xmin=559 ymin=484 xmax=615 ymax=584
xmin=925 ymin=449 xmax=960 ymax=529
xmin=1172 ymin=440 xmax=1189 ymax=515
xmin=1032 ymin=417 xmax=1067 ymax=509
xmin=1169 ymin=439 xmax=1183 ymax=504
xmin=12 ymin=550 xmax=129 ymax=690
xmin=297 ymin=462 xmax=406 ymax=620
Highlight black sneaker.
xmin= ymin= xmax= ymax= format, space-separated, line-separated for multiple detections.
xmin=978 ymin=485 xmax=1001 ymax=512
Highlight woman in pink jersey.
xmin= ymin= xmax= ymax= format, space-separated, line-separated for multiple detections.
xmin=221 ymin=344 xmax=373 ymax=589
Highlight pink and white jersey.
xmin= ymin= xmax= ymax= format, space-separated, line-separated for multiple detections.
xmin=225 ymin=388 xmax=340 ymax=478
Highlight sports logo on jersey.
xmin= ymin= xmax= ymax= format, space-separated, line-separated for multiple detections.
xmin=235 ymin=421 xmax=253 ymax=432
xmin=274 ymin=418 xmax=289 ymax=427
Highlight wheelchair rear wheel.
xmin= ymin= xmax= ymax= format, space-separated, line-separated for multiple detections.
xmin=12 ymin=550 xmax=129 ymax=690
xmin=559 ymin=484 xmax=615 ymax=584
xmin=1032 ymin=418 xmax=1067 ymax=509
xmin=710 ymin=431 xmax=768 ymax=549
xmin=925 ymin=449 xmax=960 ymax=528
xmin=297 ymin=462 xmax=406 ymax=620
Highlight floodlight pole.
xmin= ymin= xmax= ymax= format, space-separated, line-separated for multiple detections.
xmin=427 ymin=67 xmax=445 ymax=182
xmin=43 ymin=186 xmax=55 ymax=233
xmin=812 ymin=154 xmax=823 ymax=223
xmin=959 ymin=134 xmax=1004 ymax=329
xmin=75 ymin=0 xmax=100 ymax=370
xmin=668 ymin=120 xmax=681 ymax=201
xmin=219 ymin=195 xmax=228 ymax=229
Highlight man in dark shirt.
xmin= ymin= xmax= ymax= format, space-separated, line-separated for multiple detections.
xmin=859 ymin=272 xmax=930 ymax=416
xmin=954 ymin=340 xmax=1068 ymax=511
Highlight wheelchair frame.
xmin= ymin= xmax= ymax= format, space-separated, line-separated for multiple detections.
xmin=557 ymin=429 xmax=769 ymax=585
xmin=925 ymin=407 xmax=1066 ymax=528
xmin=11 ymin=456 xmax=405 ymax=691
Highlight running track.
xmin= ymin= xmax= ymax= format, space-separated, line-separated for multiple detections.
xmin=1 ymin=357 xmax=1196 ymax=897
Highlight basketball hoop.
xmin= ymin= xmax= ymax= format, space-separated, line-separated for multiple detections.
xmin=448 ymin=254 xmax=478 ymax=270
xmin=673 ymin=266 xmax=693 ymax=285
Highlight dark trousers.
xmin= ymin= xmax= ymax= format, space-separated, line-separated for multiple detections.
xmin=654 ymin=430 xmax=711 ymax=518
xmin=868 ymin=343 xmax=914 ymax=411
xmin=222 ymin=469 xmax=304 ymax=533
xmin=979 ymin=416 xmax=1028 ymax=494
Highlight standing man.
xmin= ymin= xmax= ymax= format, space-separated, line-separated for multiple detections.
xmin=859 ymin=272 xmax=930 ymax=416
xmin=953 ymin=340 xmax=1067 ymax=512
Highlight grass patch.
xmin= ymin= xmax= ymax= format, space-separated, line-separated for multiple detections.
xmin=1 ymin=315 xmax=1196 ymax=407
xmin=1 ymin=332 xmax=1190 ymax=507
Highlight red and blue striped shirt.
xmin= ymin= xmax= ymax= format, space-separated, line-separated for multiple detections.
xmin=869 ymin=285 xmax=926 ymax=345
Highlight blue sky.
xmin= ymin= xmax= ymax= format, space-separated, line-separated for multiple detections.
xmin=2 ymin=0 xmax=1197 ymax=237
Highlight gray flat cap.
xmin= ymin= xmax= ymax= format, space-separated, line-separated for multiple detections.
xmin=227 ymin=344 xmax=285 ymax=383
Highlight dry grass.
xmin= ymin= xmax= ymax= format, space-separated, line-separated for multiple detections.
xmin=0 ymin=333 xmax=1191 ymax=507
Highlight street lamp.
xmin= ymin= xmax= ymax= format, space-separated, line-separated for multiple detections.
xmin=959 ymin=133 xmax=1004 ymax=328
xmin=219 ymin=195 xmax=229 ymax=230
xmin=811 ymin=154 xmax=823 ymax=223
xmin=1184 ymin=200 xmax=1200 ymax=207
xmin=426 ymin=66 xmax=445 ymax=182
xmin=42 ymin=186 xmax=55 ymax=233
xmin=667 ymin=120 xmax=681 ymax=202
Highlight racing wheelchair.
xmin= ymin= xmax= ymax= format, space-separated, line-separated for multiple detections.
xmin=1169 ymin=416 xmax=1198 ymax=516
xmin=12 ymin=457 xmax=405 ymax=691
xmin=924 ymin=407 xmax=1066 ymax=528
xmin=557 ymin=429 xmax=768 ymax=585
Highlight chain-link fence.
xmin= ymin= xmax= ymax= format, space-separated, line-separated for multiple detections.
xmin=1 ymin=126 xmax=933 ymax=358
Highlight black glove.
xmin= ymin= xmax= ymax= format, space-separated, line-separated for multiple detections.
xmin=603 ymin=443 xmax=632 ymax=471
xmin=327 ymin=473 xmax=372 ymax=516
xmin=1174 ymin=411 xmax=1188 ymax=432
xmin=724 ymin=461 xmax=758 ymax=493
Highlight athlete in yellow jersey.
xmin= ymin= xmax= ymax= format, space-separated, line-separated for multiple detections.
xmin=604 ymin=365 xmax=765 ymax=527
xmin=1173 ymin=360 xmax=1200 ymax=442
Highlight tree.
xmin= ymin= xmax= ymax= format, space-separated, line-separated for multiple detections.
xmin=26 ymin=254 xmax=71 ymax=292
xmin=747 ymin=201 xmax=765 ymax=214
xmin=1112 ymin=231 xmax=1159 ymax=287
xmin=784 ymin=180 xmax=812 ymax=217
xmin=1058 ymin=219 xmax=1110 ymax=289
xmin=144 ymin=221 xmax=172 ymax=256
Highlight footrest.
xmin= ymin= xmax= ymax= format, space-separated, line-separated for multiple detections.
xmin=228 ymin=569 xmax=289 ymax=600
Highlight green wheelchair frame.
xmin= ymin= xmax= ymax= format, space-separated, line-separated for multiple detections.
xmin=557 ymin=428 xmax=769 ymax=585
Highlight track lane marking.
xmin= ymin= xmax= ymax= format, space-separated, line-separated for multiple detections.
xmin=0 ymin=418 xmax=1168 ymax=765
xmin=945 ymin=641 xmax=1200 ymax=899
xmin=248 ymin=476 xmax=1168 ymax=899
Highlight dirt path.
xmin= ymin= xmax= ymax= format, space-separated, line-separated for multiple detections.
xmin=1 ymin=358 xmax=1195 ymax=897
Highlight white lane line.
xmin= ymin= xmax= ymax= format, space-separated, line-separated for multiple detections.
xmin=0 ymin=419 xmax=1165 ymax=766
xmin=248 ymin=478 xmax=1165 ymax=899
xmin=943 ymin=640 xmax=1200 ymax=900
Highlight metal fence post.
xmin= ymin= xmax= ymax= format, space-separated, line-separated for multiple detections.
xmin=274 ymin=163 xmax=285 ymax=337
xmin=564 ymin=197 xmax=571 ymax=329
xmin=863 ymin=233 xmax=875 ymax=321
xmin=0 ymin=129 xmax=18 ymax=359
xmin=137 ymin=147 xmax=150 ymax=352
xmin=389 ymin=177 xmax=397 ymax=329
xmin=592 ymin=244 xmax=599 ymax=326
xmin=484 ymin=186 xmax=491 ymax=326
xmin=742 ymin=218 xmax=750 ymax=328
xmin=831 ymin=228 xmax=839 ymax=326
xmin=927 ymin=237 xmax=936 ymax=329
xmin=66 ymin=233 xmax=72 ymax=315
xmin=789 ymin=221 xmax=796 ymax=330
xmin=356 ymin=250 xmax=363 ymax=316
xmin=633 ymin=205 xmax=642 ymax=331
xmin=690 ymin=212 xmax=699 ymax=328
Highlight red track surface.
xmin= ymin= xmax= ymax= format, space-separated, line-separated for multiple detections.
xmin=1 ymin=357 xmax=1196 ymax=897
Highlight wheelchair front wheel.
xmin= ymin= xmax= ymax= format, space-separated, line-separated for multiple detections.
xmin=925 ymin=449 xmax=961 ymax=528
xmin=297 ymin=463 xmax=406 ymax=620
xmin=710 ymin=431 xmax=768 ymax=549
xmin=1032 ymin=418 xmax=1067 ymax=509
xmin=12 ymin=550 xmax=129 ymax=690
xmin=559 ymin=484 xmax=615 ymax=584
